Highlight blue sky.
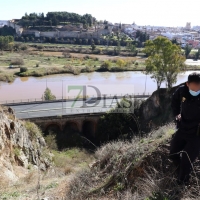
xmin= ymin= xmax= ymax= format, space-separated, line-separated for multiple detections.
xmin=0 ymin=0 xmax=200 ymax=27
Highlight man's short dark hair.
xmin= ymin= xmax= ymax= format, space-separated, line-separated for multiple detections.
xmin=188 ymin=72 xmax=200 ymax=83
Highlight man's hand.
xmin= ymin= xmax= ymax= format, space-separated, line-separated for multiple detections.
xmin=176 ymin=114 xmax=181 ymax=121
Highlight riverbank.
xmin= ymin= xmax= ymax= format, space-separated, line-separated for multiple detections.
xmin=0 ymin=50 xmax=145 ymax=82
xmin=1 ymin=64 xmax=200 ymax=83
xmin=1 ymin=50 xmax=200 ymax=83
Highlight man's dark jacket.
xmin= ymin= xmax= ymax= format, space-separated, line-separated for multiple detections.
xmin=171 ymin=82 xmax=200 ymax=134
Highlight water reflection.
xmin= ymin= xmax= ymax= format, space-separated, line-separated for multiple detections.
xmin=0 ymin=71 xmax=196 ymax=102
xmin=20 ymin=77 xmax=29 ymax=82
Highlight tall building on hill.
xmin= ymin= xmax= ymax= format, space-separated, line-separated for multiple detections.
xmin=185 ymin=22 xmax=191 ymax=30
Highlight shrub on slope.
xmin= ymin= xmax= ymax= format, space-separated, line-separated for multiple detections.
xmin=66 ymin=124 xmax=200 ymax=200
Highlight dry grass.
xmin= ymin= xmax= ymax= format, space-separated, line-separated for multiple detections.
xmin=0 ymin=147 xmax=94 ymax=200
xmin=0 ymin=73 xmax=15 ymax=82
xmin=65 ymin=123 xmax=200 ymax=200
xmin=64 ymin=166 xmax=74 ymax=175
xmin=22 ymin=171 xmax=37 ymax=184
xmin=52 ymin=148 xmax=94 ymax=169
xmin=0 ymin=178 xmax=10 ymax=191
xmin=10 ymin=58 xmax=24 ymax=65
xmin=66 ymin=124 xmax=188 ymax=200
xmin=0 ymin=49 xmax=146 ymax=82
xmin=24 ymin=121 xmax=43 ymax=139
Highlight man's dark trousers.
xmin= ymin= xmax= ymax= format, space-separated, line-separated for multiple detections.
xmin=169 ymin=128 xmax=200 ymax=182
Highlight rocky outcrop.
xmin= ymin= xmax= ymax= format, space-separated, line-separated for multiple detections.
xmin=139 ymin=83 xmax=185 ymax=133
xmin=0 ymin=106 xmax=52 ymax=182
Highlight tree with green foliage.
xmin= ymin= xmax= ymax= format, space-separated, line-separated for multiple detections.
xmin=144 ymin=36 xmax=186 ymax=89
xmin=136 ymin=30 xmax=149 ymax=47
xmin=20 ymin=45 xmax=28 ymax=51
xmin=126 ymin=42 xmax=136 ymax=53
xmin=0 ymin=25 xmax=16 ymax=36
xmin=194 ymin=49 xmax=200 ymax=61
xmin=13 ymin=43 xmax=21 ymax=51
xmin=20 ymin=66 xmax=28 ymax=73
xmin=117 ymin=40 xmax=121 ymax=54
xmin=79 ymin=39 xmax=82 ymax=44
xmin=185 ymin=44 xmax=192 ymax=59
xmin=96 ymin=98 xmax=142 ymax=144
xmin=91 ymin=42 xmax=96 ymax=51
xmin=25 ymin=37 xmax=29 ymax=42
xmin=19 ymin=12 xmax=96 ymax=27
xmin=43 ymin=87 xmax=56 ymax=100
xmin=99 ymin=60 xmax=112 ymax=71
xmin=116 ymin=59 xmax=126 ymax=68
xmin=171 ymin=38 xmax=179 ymax=45
xmin=144 ymin=50 xmax=166 ymax=90
xmin=0 ymin=36 xmax=14 ymax=50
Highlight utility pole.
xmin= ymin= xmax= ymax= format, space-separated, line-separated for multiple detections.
xmin=46 ymin=68 xmax=48 ymax=89
xmin=62 ymin=80 xmax=63 ymax=116
xmin=144 ymin=74 xmax=147 ymax=95
xmin=60 ymin=79 xmax=64 ymax=132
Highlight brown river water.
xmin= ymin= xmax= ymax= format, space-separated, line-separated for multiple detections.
xmin=0 ymin=71 xmax=198 ymax=103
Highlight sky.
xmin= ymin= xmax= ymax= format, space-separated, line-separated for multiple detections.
xmin=1 ymin=0 xmax=200 ymax=27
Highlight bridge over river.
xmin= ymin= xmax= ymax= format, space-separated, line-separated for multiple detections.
xmin=2 ymin=94 xmax=150 ymax=137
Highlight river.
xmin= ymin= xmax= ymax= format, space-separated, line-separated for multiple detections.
xmin=0 ymin=71 xmax=199 ymax=103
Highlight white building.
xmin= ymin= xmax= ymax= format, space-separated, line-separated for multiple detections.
xmin=0 ymin=20 xmax=8 ymax=27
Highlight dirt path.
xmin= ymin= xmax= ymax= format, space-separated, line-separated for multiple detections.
xmin=39 ymin=51 xmax=145 ymax=61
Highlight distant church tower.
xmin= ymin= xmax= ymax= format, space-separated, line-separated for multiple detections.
xmin=186 ymin=22 xmax=191 ymax=30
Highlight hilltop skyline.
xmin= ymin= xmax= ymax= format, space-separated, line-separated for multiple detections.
xmin=0 ymin=0 xmax=200 ymax=27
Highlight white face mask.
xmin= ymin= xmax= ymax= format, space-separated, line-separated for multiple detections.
xmin=189 ymin=89 xmax=200 ymax=96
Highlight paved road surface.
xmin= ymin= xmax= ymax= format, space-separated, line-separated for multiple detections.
xmin=10 ymin=98 xmax=123 ymax=119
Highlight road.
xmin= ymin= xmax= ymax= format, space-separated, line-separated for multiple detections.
xmin=10 ymin=98 xmax=125 ymax=119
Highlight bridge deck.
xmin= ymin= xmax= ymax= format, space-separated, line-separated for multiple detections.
xmin=2 ymin=95 xmax=150 ymax=119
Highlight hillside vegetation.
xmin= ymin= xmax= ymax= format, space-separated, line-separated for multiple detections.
xmin=0 ymin=106 xmax=94 ymax=199
xmin=66 ymin=124 xmax=200 ymax=200
xmin=18 ymin=12 xmax=96 ymax=28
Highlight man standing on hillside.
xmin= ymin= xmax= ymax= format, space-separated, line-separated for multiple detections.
xmin=170 ymin=72 xmax=200 ymax=185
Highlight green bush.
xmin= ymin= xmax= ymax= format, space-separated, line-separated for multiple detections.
xmin=37 ymin=45 xmax=44 ymax=50
xmin=20 ymin=45 xmax=28 ymax=51
xmin=45 ymin=133 xmax=58 ymax=150
xmin=24 ymin=121 xmax=42 ymax=140
xmin=99 ymin=60 xmax=112 ymax=71
xmin=43 ymin=87 xmax=56 ymax=100
xmin=20 ymin=66 xmax=28 ymax=73
xmin=13 ymin=147 xmax=20 ymax=157
xmin=0 ymin=74 xmax=14 ymax=82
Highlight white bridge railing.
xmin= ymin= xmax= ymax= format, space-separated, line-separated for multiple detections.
xmin=1 ymin=93 xmax=151 ymax=105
